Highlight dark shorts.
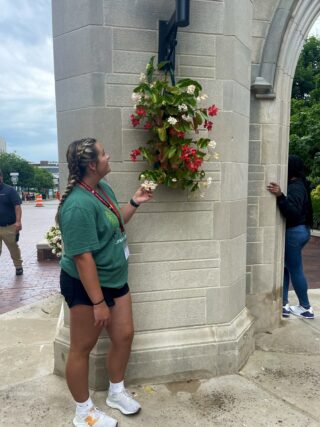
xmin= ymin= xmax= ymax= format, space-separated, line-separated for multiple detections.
xmin=60 ymin=269 xmax=129 ymax=309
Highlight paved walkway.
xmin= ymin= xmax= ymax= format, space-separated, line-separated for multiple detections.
xmin=1 ymin=290 xmax=320 ymax=426
xmin=0 ymin=200 xmax=60 ymax=314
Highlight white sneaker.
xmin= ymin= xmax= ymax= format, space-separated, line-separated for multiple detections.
xmin=73 ymin=406 xmax=118 ymax=427
xmin=289 ymin=305 xmax=314 ymax=319
xmin=106 ymin=389 xmax=141 ymax=415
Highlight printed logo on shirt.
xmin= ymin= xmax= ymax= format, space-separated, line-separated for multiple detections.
xmin=104 ymin=208 xmax=119 ymax=228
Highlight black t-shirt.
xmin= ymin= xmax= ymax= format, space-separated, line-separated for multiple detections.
xmin=0 ymin=183 xmax=22 ymax=226
xmin=277 ymin=178 xmax=312 ymax=228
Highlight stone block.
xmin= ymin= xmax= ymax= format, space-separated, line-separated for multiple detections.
xmin=262 ymin=227 xmax=277 ymax=264
xmin=223 ymin=0 xmax=252 ymax=48
xmin=104 ymin=0 xmax=173 ymax=30
xmin=220 ymin=234 xmax=247 ymax=286
xmin=250 ymin=124 xmax=262 ymax=141
xmin=251 ymin=263 xmax=274 ymax=294
xmin=52 ymin=0 xmax=103 ymax=36
xmin=180 ymin=1 xmax=224 ymax=34
xmin=113 ymin=51 xmax=153 ymax=74
xmin=259 ymin=197 xmax=277 ymax=226
xmin=176 ymin=32 xmax=216 ymax=56
xmin=261 ymin=124 xmax=281 ymax=164
xmin=53 ymin=27 xmax=112 ymax=80
xmin=249 ymin=140 xmax=261 ymax=164
xmin=125 ymin=211 xmax=214 ymax=243
xmin=221 ymin=163 xmax=248 ymax=201
xmin=251 ymin=37 xmax=265 ymax=64
xmin=214 ymin=112 xmax=249 ymax=163
xmin=55 ymin=73 xmax=105 ymax=112
xmin=105 ymin=83 xmax=135 ymax=107
xmin=213 ymin=200 xmax=247 ymax=240
xmin=133 ymin=298 xmax=206 ymax=331
xmin=57 ymin=108 xmax=122 ymax=162
xmin=206 ymin=277 xmax=246 ymax=324
xmin=216 ymin=36 xmax=251 ymax=88
xmin=247 ymin=242 xmax=263 ymax=264
xmin=247 ymin=204 xmax=259 ymax=227
xmin=223 ymin=80 xmax=250 ymax=117
xmin=252 ymin=19 xmax=270 ymax=38
xmin=179 ymin=66 xmax=215 ymax=79
xmin=113 ymin=28 xmax=157 ymax=52
xmin=247 ymin=227 xmax=263 ymax=243
xmin=129 ymin=240 xmax=220 ymax=262
xmin=179 ymin=55 xmax=215 ymax=68
xmin=252 ymin=0 xmax=278 ymax=21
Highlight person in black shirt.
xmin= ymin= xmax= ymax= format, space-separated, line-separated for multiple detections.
xmin=267 ymin=155 xmax=313 ymax=319
xmin=0 ymin=169 xmax=23 ymax=275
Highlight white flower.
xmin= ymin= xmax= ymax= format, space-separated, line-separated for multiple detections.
xmin=171 ymin=178 xmax=177 ymax=182
xmin=187 ymin=84 xmax=196 ymax=95
xmin=208 ymin=140 xmax=217 ymax=153
xmin=207 ymin=177 xmax=213 ymax=186
xmin=181 ymin=114 xmax=192 ymax=122
xmin=201 ymin=94 xmax=208 ymax=100
xmin=139 ymin=72 xmax=146 ymax=82
xmin=131 ymin=92 xmax=142 ymax=102
xmin=141 ymin=180 xmax=158 ymax=191
xmin=178 ymin=104 xmax=188 ymax=112
xmin=167 ymin=116 xmax=178 ymax=125
xmin=139 ymin=174 xmax=146 ymax=180
xmin=146 ymin=63 xmax=152 ymax=71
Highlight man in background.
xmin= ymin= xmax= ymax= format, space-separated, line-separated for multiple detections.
xmin=0 ymin=169 xmax=23 ymax=275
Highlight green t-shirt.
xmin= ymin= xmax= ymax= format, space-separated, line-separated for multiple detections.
xmin=59 ymin=180 xmax=128 ymax=288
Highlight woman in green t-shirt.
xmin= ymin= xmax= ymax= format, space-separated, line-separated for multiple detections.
xmin=56 ymin=138 xmax=153 ymax=427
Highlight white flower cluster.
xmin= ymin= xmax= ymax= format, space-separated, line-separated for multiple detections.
xmin=196 ymin=93 xmax=208 ymax=103
xmin=204 ymin=140 xmax=219 ymax=161
xmin=141 ymin=180 xmax=158 ymax=191
xmin=132 ymin=92 xmax=142 ymax=102
xmin=178 ymin=104 xmax=188 ymax=112
xmin=167 ymin=116 xmax=178 ymax=125
xmin=45 ymin=225 xmax=62 ymax=257
xmin=186 ymin=84 xmax=196 ymax=95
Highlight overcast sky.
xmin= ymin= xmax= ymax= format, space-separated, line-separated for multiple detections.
xmin=0 ymin=3 xmax=320 ymax=162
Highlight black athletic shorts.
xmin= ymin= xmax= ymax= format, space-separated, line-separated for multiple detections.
xmin=60 ymin=269 xmax=129 ymax=308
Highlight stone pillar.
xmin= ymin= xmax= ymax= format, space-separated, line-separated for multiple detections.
xmin=53 ymin=0 xmax=255 ymax=389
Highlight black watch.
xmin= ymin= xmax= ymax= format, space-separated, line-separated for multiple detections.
xmin=130 ymin=198 xmax=140 ymax=208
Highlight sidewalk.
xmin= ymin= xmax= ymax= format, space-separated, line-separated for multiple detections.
xmin=1 ymin=290 xmax=320 ymax=426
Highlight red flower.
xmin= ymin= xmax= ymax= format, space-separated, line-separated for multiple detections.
xmin=208 ymin=105 xmax=218 ymax=116
xmin=169 ymin=128 xmax=176 ymax=136
xmin=130 ymin=149 xmax=141 ymax=162
xmin=204 ymin=120 xmax=213 ymax=131
xmin=130 ymin=114 xmax=140 ymax=127
xmin=144 ymin=122 xmax=152 ymax=129
xmin=136 ymin=106 xmax=147 ymax=117
xmin=176 ymin=131 xmax=185 ymax=139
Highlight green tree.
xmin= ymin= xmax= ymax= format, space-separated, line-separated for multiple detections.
xmin=292 ymin=36 xmax=320 ymax=99
xmin=32 ymin=167 xmax=54 ymax=192
xmin=290 ymin=36 xmax=320 ymax=180
xmin=0 ymin=152 xmax=34 ymax=188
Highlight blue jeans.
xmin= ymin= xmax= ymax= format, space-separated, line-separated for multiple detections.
xmin=283 ymin=225 xmax=311 ymax=308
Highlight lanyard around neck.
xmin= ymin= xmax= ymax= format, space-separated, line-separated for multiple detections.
xmin=79 ymin=181 xmax=124 ymax=233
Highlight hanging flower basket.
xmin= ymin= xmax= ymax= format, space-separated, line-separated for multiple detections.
xmin=129 ymin=56 xmax=219 ymax=192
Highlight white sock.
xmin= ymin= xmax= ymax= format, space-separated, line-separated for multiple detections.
xmin=109 ymin=380 xmax=124 ymax=394
xmin=75 ymin=396 xmax=94 ymax=416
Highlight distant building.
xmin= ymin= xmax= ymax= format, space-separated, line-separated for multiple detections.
xmin=31 ymin=160 xmax=59 ymax=190
xmin=0 ymin=138 xmax=7 ymax=153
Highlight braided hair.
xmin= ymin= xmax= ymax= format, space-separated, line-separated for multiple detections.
xmin=55 ymin=138 xmax=98 ymax=226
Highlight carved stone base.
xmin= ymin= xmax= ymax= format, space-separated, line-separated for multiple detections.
xmin=54 ymin=303 xmax=255 ymax=390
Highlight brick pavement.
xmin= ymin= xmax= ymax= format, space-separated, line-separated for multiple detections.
xmin=0 ymin=200 xmax=60 ymax=314
xmin=1 ymin=199 xmax=319 ymax=314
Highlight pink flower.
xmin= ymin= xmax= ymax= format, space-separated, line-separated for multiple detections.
xmin=130 ymin=114 xmax=140 ymax=127
xmin=208 ymin=105 xmax=218 ymax=116
xmin=144 ymin=122 xmax=152 ymax=129
xmin=176 ymin=131 xmax=185 ymax=139
xmin=204 ymin=120 xmax=213 ymax=131
xmin=136 ymin=106 xmax=147 ymax=117
xmin=130 ymin=149 xmax=141 ymax=161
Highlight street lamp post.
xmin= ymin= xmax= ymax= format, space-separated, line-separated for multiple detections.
xmin=10 ymin=172 xmax=19 ymax=191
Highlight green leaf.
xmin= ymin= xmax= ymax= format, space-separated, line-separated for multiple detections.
xmin=157 ymin=127 xmax=167 ymax=142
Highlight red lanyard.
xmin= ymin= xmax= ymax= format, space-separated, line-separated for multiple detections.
xmin=79 ymin=181 xmax=125 ymax=233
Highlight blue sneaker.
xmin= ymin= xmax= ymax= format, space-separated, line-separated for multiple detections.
xmin=282 ymin=304 xmax=290 ymax=318
xmin=289 ymin=305 xmax=314 ymax=319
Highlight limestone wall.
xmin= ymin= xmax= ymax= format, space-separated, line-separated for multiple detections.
xmin=52 ymin=0 xmax=255 ymax=386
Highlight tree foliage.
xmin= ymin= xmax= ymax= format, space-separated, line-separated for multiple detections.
xmin=0 ymin=152 xmax=54 ymax=190
xmin=290 ymin=36 xmax=320 ymax=180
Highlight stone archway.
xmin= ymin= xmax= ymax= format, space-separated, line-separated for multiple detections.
xmin=247 ymin=0 xmax=320 ymax=332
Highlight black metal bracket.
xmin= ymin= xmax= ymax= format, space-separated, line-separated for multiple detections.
xmin=158 ymin=0 xmax=190 ymax=84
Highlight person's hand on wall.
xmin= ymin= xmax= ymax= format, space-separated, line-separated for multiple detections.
xmin=267 ymin=182 xmax=282 ymax=197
